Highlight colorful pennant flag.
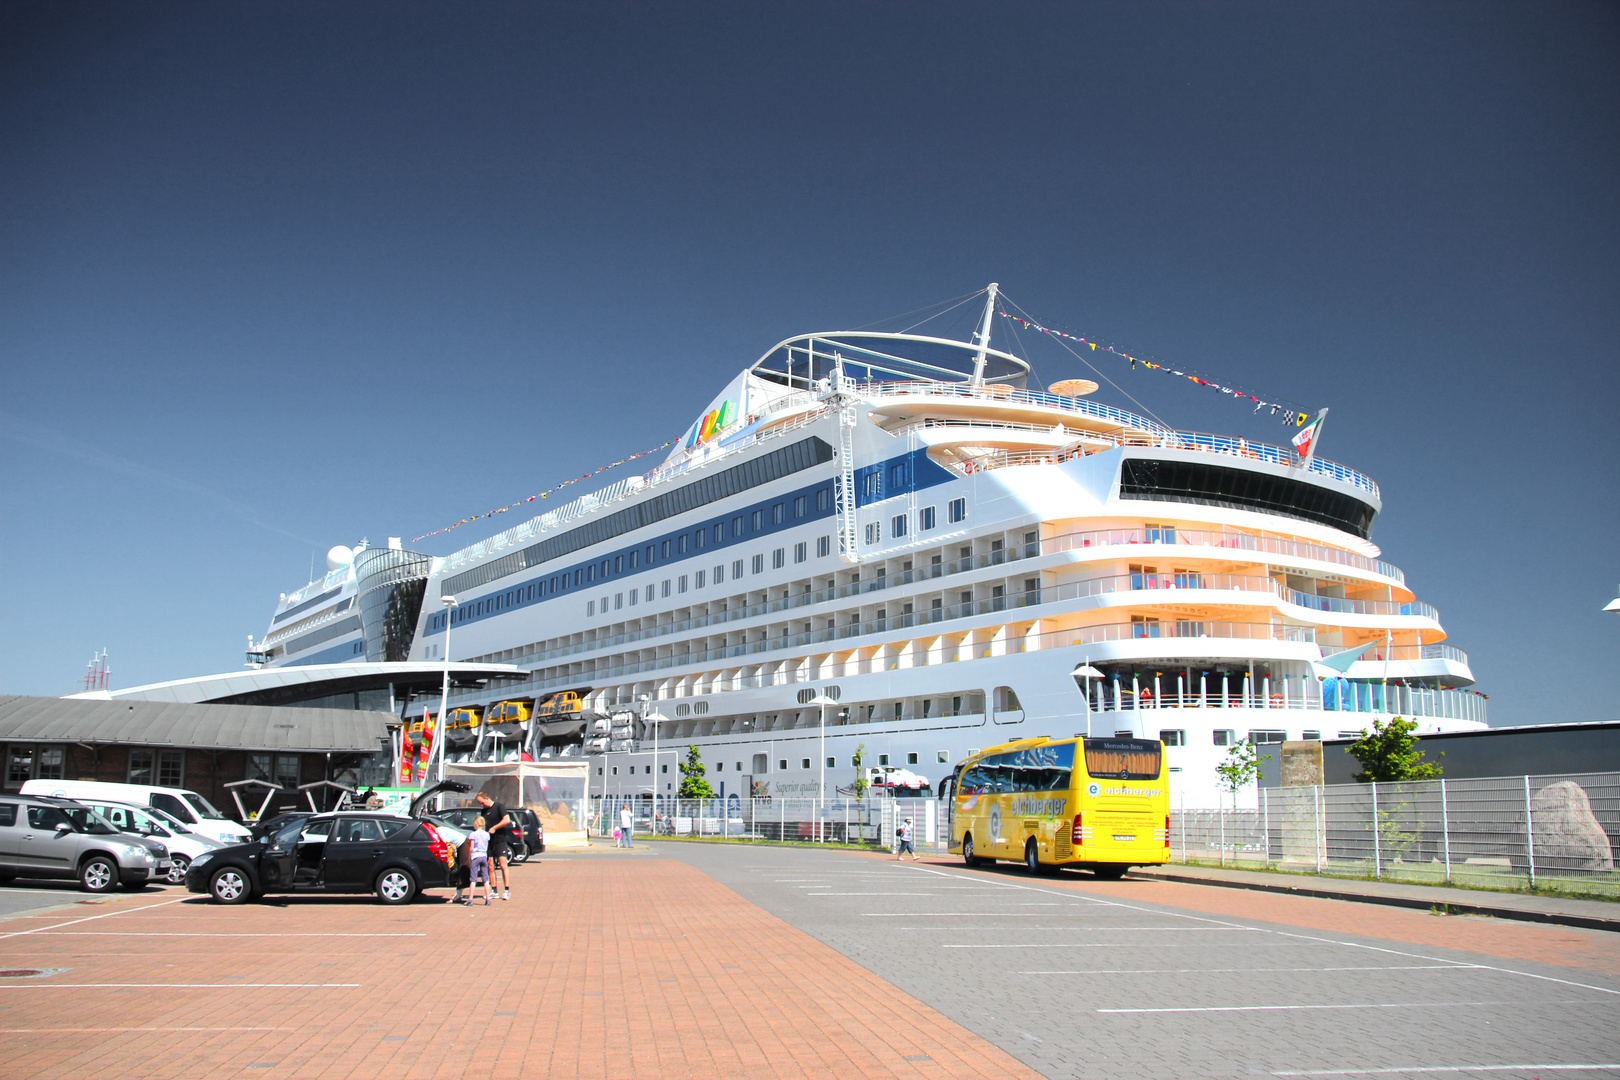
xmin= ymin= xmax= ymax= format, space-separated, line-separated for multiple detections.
xmin=999 ymin=311 xmax=1313 ymax=426
xmin=409 ymin=439 xmax=677 ymax=543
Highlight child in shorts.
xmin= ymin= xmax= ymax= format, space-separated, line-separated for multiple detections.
xmin=466 ymin=816 xmax=491 ymax=906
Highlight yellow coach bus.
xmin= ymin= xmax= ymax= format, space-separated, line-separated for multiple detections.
xmin=944 ymin=736 xmax=1169 ymax=878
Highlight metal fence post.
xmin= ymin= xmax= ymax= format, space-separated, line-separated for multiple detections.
xmin=1439 ymin=778 xmax=1451 ymax=885
xmin=1524 ymin=775 xmax=1536 ymax=888
xmin=1261 ymin=788 xmax=1271 ymax=869
xmin=1313 ymin=784 xmax=1322 ymax=872
xmin=1371 ymin=780 xmax=1381 ymax=879
xmin=1219 ymin=800 xmax=1226 ymax=867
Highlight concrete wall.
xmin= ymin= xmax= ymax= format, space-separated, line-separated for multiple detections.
xmin=1321 ymin=723 xmax=1620 ymax=785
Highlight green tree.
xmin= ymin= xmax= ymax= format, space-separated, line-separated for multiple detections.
xmin=677 ymin=744 xmax=714 ymax=798
xmin=1345 ymin=717 xmax=1442 ymax=782
xmin=1215 ymin=738 xmax=1261 ymax=795
xmin=851 ymin=744 xmax=869 ymax=801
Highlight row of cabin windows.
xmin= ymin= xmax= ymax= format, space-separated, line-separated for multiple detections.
xmin=864 ymin=498 xmax=966 ymax=546
xmin=599 ymin=748 xmax=949 ymax=778
xmin=587 ymin=539 xmax=830 ymax=616
xmin=441 ymin=489 xmax=836 ymax=628
xmin=1169 ymin=729 xmax=1332 ymax=747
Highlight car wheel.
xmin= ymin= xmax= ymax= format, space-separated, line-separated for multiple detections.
xmin=1093 ymin=865 xmax=1127 ymax=880
xmin=210 ymin=867 xmax=252 ymax=904
xmin=1024 ymin=838 xmax=1040 ymax=874
xmin=375 ymin=868 xmax=417 ymax=905
xmin=962 ymin=834 xmax=981 ymax=867
xmin=166 ymin=855 xmax=190 ymax=886
xmin=79 ymin=856 xmax=117 ymax=893
xmin=510 ymin=845 xmax=527 ymax=865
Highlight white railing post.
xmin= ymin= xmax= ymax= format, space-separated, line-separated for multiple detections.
xmin=1439 ymin=779 xmax=1451 ymax=885
xmin=1371 ymin=780 xmax=1381 ymax=878
xmin=1524 ymin=775 xmax=1536 ymax=888
xmin=1261 ymin=788 xmax=1270 ymax=868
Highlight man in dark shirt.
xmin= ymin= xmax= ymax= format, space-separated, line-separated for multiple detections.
xmin=475 ymin=791 xmax=513 ymax=901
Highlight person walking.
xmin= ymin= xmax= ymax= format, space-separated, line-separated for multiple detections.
xmin=465 ymin=815 xmax=492 ymax=906
xmin=895 ymin=817 xmax=918 ymax=861
xmin=475 ymin=791 xmax=514 ymax=901
xmin=618 ymin=803 xmax=634 ymax=848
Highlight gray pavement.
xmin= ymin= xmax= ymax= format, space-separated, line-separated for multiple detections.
xmin=0 ymin=877 xmax=172 ymax=921
xmin=654 ymin=840 xmax=1620 ymax=1080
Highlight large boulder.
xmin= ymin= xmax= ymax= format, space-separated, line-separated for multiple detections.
xmin=1530 ymin=781 xmax=1614 ymax=873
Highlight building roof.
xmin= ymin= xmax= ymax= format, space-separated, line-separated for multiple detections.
xmin=0 ymin=696 xmax=390 ymax=754
xmin=61 ymin=660 xmax=529 ymax=707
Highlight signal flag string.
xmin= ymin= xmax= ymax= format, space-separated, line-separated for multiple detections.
xmin=999 ymin=311 xmax=1314 ymax=426
xmin=409 ymin=440 xmax=677 ymax=543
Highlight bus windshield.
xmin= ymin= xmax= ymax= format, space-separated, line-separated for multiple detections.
xmin=1083 ymin=738 xmax=1162 ymax=781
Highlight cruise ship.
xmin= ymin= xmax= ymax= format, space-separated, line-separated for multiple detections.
xmin=245 ymin=286 xmax=1488 ymax=807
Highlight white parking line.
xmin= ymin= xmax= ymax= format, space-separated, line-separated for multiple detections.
xmin=46 ymin=932 xmax=427 ymax=937
xmin=0 ymin=1026 xmax=296 ymax=1033
xmin=1021 ymin=965 xmax=1473 ymax=975
xmin=1100 ymin=1000 xmax=1603 ymax=1014
xmin=1273 ymin=1066 xmax=1620 ymax=1076
xmin=0 ymin=983 xmax=364 ymax=989
xmin=0 ymin=897 xmax=187 ymax=940
xmin=949 ymin=942 xmax=1266 ymax=949
xmin=894 ymin=926 xmax=1257 ymax=932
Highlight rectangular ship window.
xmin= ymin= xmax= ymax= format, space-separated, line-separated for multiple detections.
xmin=733 ymin=516 xmax=744 ymax=536
xmin=695 ymin=570 xmax=705 ymax=589
xmin=864 ymin=522 xmax=880 ymax=545
xmin=920 ymin=506 xmax=936 ymax=531
xmin=713 ymin=564 xmax=724 ymax=583
xmin=773 ymin=503 xmax=784 ymax=525
xmin=793 ymin=496 xmax=806 ymax=518
xmin=733 ymin=559 xmax=744 ymax=579
xmin=752 ymin=554 xmax=764 ymax=574
xmin=948 ymin=498 xmax=966 ymax=524
xmin=891 ymin=514 xmax=907 ymax=538
xmin=817 ymin=536 xmax=830 ymax=558
xmin=773 ymin=548 xmax=785 ymax=569
xmin=817 ymin=488 xmax=830 ymax=511
xmin=794 ymin=542 xmax=806 ymax=563
xmin=752 ymin=510 xmax=763 ymax=531
xmin=662 ymin=580 xmax=671 ymax=598
xmin=679 ymin=575 xmax=688 ymax=593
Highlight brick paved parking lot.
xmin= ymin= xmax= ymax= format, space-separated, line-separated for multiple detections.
xmin=0 ymin=846 xmax=1616 ymax=1080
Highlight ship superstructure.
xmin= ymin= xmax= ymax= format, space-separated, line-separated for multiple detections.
xmin=253 ymin=287 xmax=1486 ymax=806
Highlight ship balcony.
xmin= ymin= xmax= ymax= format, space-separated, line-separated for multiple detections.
xmin=1042 ymin=525 xmax=1404 ymax=588
xmin=1083 ymin=672 xmax=1488 ymax=726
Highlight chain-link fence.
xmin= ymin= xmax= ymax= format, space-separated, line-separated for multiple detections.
xmin=1173 ymin=772 xmax=1620 ymax=895
xmin=588 ymin=796 xmax=948 ymax=852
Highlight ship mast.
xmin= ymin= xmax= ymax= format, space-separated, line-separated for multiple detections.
xmin=969 ymin=282 xmax=999 ymax=386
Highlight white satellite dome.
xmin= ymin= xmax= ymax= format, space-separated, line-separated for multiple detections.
xmin=326 ymin=545 xmax=355 ymax=571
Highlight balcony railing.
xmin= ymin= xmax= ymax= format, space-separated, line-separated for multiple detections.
xmin=1320 ymin=642 xmax=1470 ymax=667
xmin=1088 ymin=677 xmax=1487 ymax=725
xmin=1042 ymin=526 xmax=1405 ymax=585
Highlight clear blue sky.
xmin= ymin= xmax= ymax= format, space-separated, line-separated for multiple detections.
xmin=2 ymin=2 xmax=1615 ymax=725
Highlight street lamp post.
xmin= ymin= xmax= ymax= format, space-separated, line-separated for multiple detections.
xmin=808 ymin=693 xmax=834 ymax=843
xmin=429 ymin=595 xmax=458 ymax=807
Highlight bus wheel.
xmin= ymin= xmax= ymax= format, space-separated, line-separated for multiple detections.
xmin=1023 ymin=839 xmax=1040 ymax=874
xmin=962 ymin=834 xmax=981 ymax=867
xmin=1093 ymin=865 xmax=1126 ymax=880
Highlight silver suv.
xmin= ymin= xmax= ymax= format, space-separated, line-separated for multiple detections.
xmin=0 ymin=796 xmax=160 ymax=892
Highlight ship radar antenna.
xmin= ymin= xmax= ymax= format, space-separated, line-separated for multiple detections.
xmin=970 ymin=282 xmax=999 ymax=386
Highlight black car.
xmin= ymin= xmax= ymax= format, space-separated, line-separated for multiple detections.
xmin=184 ymin=811 xmax=455 ymax=905
xmin=432 ymin=805 xmax=543 ymax=862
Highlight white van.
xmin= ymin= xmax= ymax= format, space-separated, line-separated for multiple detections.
xmin=18 ymin=780 xmax=251 ymax=844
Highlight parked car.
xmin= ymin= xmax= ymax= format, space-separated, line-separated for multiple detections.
xmin=184 ymin=811 xmax=455 ymax=905
xmin=0 ymin=794 xmax=160 ymax=892
xmin=81 ymin=799 xmax=225 ymax=885
xmin=430 ymin=805 xmax=540 ymax=861
xmin=54 ymin=801 xmax=173 ymax=886
xmin=20 ymin=779 xmax=251 ymax=844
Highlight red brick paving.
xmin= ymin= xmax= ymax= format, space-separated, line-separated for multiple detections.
xmin=0 ymin=861 xmax=1043 ymax=1080
xmin=892 ymin=853 xmax=1620 ymax=977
